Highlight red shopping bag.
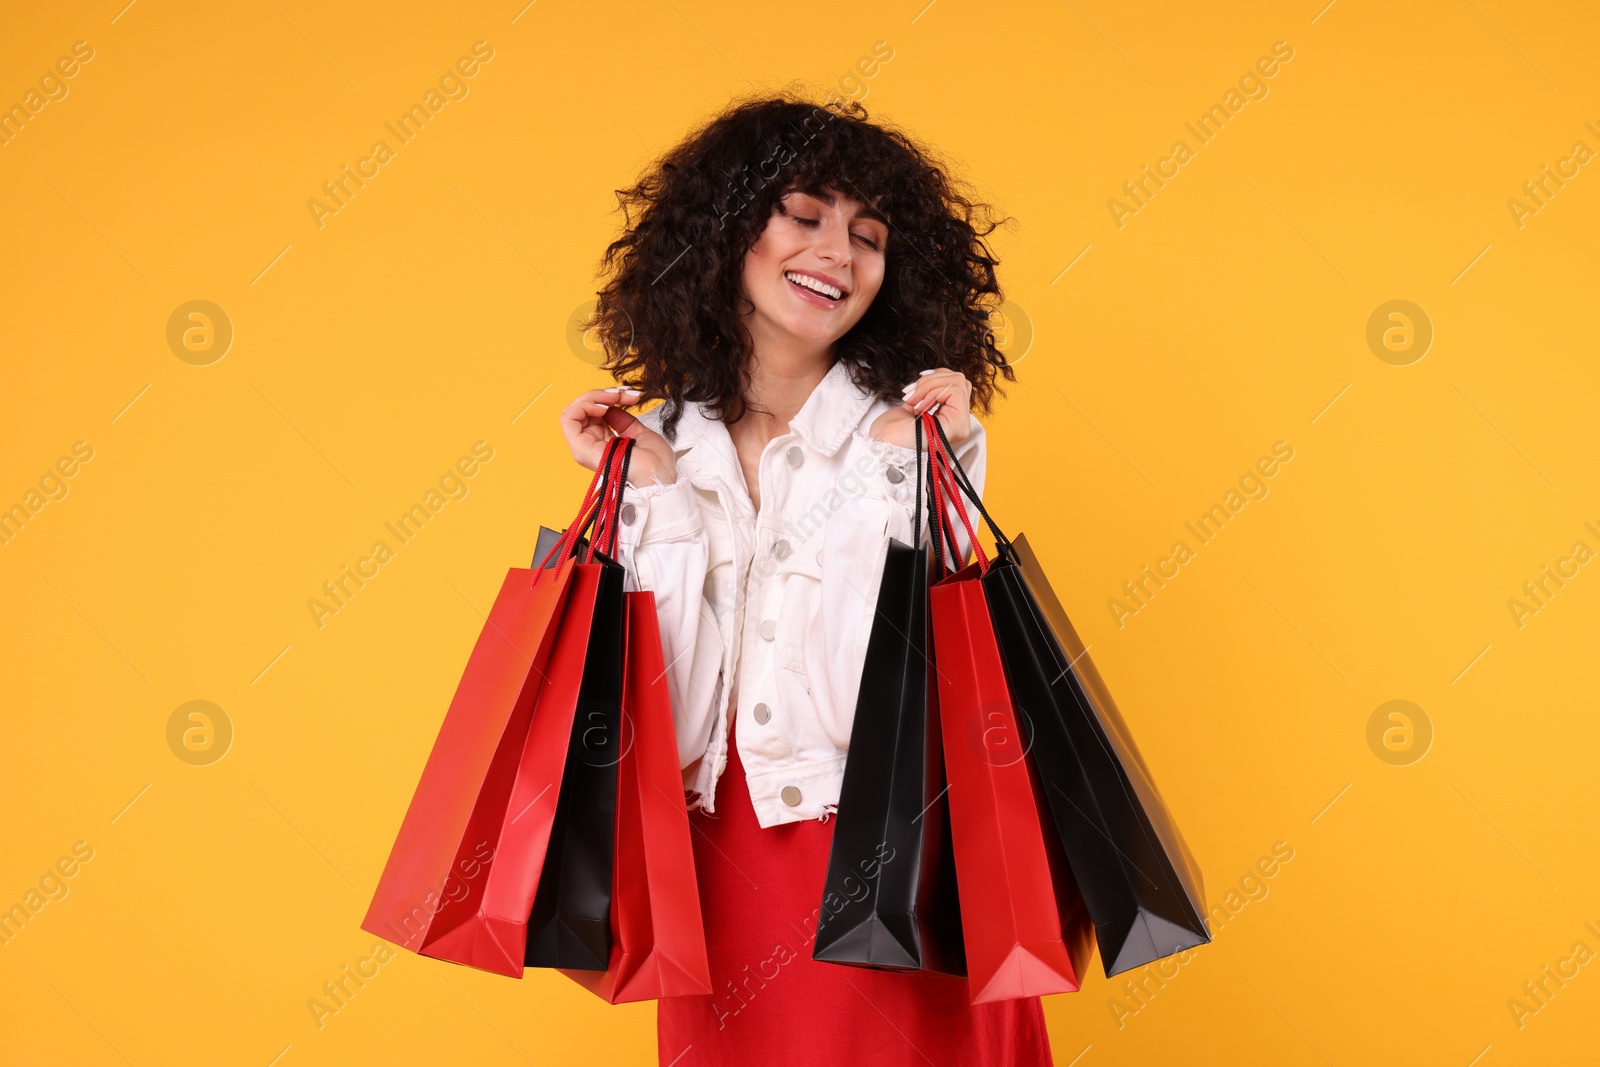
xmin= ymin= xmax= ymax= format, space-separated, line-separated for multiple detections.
xmin=362 ymin=440 xmax=629 ymax=976
xmin=924 ymin=417 xmax=1093 ymax=1003
xmin=561 ymin=590 xmax=712 ymax=1001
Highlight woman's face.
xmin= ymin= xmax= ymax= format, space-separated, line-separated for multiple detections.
xmin=740 ymin=186 xmax=889 ymax=352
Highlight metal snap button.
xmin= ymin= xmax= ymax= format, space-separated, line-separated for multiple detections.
xmin=772 ymin=539 xmax=791 ymax=560
xmin=786 ymin=447 xmax=803 ymax=467
xmin=753 ymin=703 xmax=771 ymax=724
xmin=885 ymin=466 xmax=904 ymax=484
xmin=620 ymin=503 xmax=637 ymax=526
xmin=759 ymin=619 xmax=776 ymax=640
xmin=781 ymin=785 xmax=802 ymax=806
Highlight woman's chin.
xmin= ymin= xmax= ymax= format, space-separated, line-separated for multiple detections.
xmin=746 ymin=304 xmax=858 ymax=351
xmin=772 ymin=316 xmax=852 ymax=349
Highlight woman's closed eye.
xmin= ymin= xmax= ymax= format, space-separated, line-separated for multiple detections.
xmin=792 ymin=215 xmax=880 ymax=250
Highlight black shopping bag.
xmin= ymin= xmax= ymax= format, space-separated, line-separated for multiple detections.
xmin=929 ymin=419 xmax=1211 ymax=977
xmin=814 ymin=419 xmax=965 ymax=975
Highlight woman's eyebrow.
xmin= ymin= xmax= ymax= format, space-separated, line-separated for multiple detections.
xmin=802 ymin=186 xmax=889 ymax=225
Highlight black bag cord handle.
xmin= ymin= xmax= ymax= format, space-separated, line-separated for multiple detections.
xmin=577 ymin=437 xmax=621 ymax=564
xmin=586 ymin=435 xmax=635 ymax=562
xmin=929 ymin=415 xmax=1014 ymax=561
xmin=600 ymin=437 xmax=635 ymax=559
xmin=912 ymin=414 xmax=924 ymax=544
xmin=916 ymin=415 xmax=952 ymax=577
xmin=534 ymin=435 xmax=636 ymax=577
xmin=920 ymin=415 xmax=949 ymax=576
xmin=924 ymin=414 xmax=968 ymax=575
xmin=577 ymin=435 xmax=634 ymax=563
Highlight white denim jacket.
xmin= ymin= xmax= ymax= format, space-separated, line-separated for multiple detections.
xmin=613 ymin=360 xmax=985 ymax=828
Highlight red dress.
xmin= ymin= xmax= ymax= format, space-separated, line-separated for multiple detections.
xmin=656 ymin=719 xmax=1054 ymax=1066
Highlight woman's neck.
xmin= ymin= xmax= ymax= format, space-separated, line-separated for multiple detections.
xmin=725 ymin=338 xmax=833 ymax=512
xmin=739 ymin=340 xmax=833 ymax=435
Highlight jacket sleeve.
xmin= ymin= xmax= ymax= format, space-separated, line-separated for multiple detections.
xmin=611 ymin=477 xmax=725 ymax=776
xmin=799 ymin=416 xmax=988 ymax=750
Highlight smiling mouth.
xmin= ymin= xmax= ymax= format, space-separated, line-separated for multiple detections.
xmin=785 ymin=270 xmax=846 ymax=302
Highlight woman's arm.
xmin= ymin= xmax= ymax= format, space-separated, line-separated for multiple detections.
xmin=560 ymin=390 xmax=722 ymax=775
xmin=611 ymin=476 xmax=725 ymax=774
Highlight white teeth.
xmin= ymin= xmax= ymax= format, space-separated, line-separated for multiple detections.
xmin=785 ymin=271 xmax=843 ymax=300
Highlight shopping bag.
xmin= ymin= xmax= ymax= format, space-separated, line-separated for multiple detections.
xmin=560 ymin=591 xmax=714 ymax=1001
xmin=931 ymin=566 xmax=1094 ymax=1003
xmin=362 ymin=440 xmax=625 ymax=975
xmin=814 ymin=416 xmax=965 ymax=976
xmin=928 ymin=418 xmax=1211 ymax=976
xmin=924 ymin=417 xmax=1093 ymax=1003
xmin=524 ymin=442 xmax=636 ymax=971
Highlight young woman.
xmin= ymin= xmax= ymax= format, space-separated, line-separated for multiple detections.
xmin=559 ymin=93 xmax=1044 ymax=1066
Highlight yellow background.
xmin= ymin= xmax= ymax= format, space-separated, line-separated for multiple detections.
xmin=3 ymin=0 xmax=1597 ymax=1064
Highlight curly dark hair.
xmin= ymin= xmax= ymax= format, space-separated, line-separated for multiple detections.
xmin=584 ymin=89 xmax=1015 ymax=440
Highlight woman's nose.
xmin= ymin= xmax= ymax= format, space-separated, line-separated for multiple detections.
xmin=815 ymin=221 xmax=851 ymax=264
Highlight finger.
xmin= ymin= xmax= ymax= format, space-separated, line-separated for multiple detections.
xmin=902 ymin=369 xmax=965 ymax=408
xmin=561 ymin=390 xmax=606 ymax=416
xmin=563 ymin=386 xmax=642 ymax=415
xmin=602 ymin=405 xmax=647 ymax=438
xmin=934 ymin=399 xmax=976 ymax=443
xmin=560 ymin=401 xmax=617 ymax=429
xmin=560 ymin=401 xmax=626 ymax=471
xmin=901 ymin=378 xmax=935 ymax=408
xmin=557 ymin=403 xmax=587 ymax=434
xmin=568 ymin=395 xmax=638 ymax=425
xmin=912 ymin=381 xmax=966 ymax=415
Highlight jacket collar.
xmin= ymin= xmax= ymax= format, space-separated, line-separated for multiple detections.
xmin=790 ymin=359 xmax=880 ymax=456
xmin=665 ymin=360 xmax=879 ymax=483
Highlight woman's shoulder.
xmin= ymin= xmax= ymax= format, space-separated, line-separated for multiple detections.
xmin=635 ymin=396 xmax=711 ymax=446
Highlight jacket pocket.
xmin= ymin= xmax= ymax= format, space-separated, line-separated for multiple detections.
xmin=698 ymin=489 xmax=738 ymax=642
xmin=797 ymin=497 xmax=895 ymax=751
xmin=773 ymin=541 xmax=823 ymax=680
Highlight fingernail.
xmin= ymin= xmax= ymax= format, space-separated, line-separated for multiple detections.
xmin=919 ymin=369 xmax=936 ymax=376
xmin=623 ymin=387 xmax=642 ymax=396
xmin=928 ymin=403 xmax=941 ymax=415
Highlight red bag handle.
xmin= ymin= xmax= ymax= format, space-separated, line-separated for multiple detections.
xmin=931 ymin=461 xmax=963 ymax=572
xmin=923 ymin=412 xmax=988 ymax=574
xmin=936 ymin=453 xmax=987 ymax=573
xmin=928 ymin=413 xmax=1013 ymax=562
xmin=590 ymin=437 xmax=635 ymax=559
xmin=536 ymin=436 xmax=630 ymax=577
xmin=922 ymin=414 xmax=962 ymax=575
xmin=537 ymin=455 xmax=606 ymax=573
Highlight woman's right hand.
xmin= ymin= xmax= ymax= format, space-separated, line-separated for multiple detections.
xmin=559 ymin=387 xmax=678 ymax=488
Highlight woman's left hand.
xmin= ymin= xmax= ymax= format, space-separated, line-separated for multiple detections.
xmin=868 ymin=368 xmax=975 ymax=450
